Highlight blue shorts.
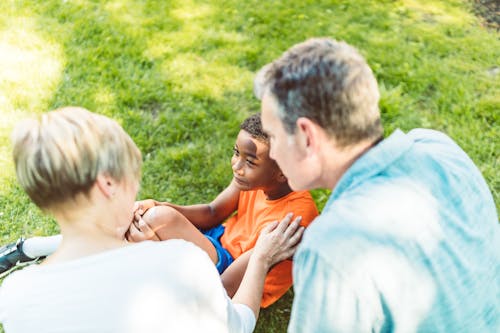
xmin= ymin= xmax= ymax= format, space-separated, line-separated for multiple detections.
xmin=201 ymin=224 xmax=234 ymax=274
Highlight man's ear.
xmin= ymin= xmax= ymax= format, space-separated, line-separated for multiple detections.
xmin=296 ymin=117 xmax=320 ymax=157
xmin=95 ymin=174 xmax=116 ymax=198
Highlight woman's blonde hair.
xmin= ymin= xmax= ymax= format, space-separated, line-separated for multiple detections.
xmin=12 ymin=107 xmax=142 ymax=210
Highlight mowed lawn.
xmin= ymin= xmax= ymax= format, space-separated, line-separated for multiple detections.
xmin=0 ymin=0 xmax=498 ymax=332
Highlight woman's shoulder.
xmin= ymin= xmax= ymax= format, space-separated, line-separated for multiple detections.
xmin=0 ymin=240 xmax=219 ymax=299
xmin=124 ymin=239 xmax=212 ymax=263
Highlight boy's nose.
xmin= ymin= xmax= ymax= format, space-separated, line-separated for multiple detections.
xmin=232 ymin=160 xmax=244 ymax=174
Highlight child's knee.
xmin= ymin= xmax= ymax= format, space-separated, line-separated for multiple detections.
xmin=142 ymin=205 xmax=182 ymax=228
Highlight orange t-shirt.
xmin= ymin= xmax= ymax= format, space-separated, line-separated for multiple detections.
xmin=220 ymin=189 xmax=319 ymax=308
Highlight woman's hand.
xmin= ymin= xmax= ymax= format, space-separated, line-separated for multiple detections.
xmin=253 ymin=213 xmax=304 ymax=269
xmin=133 ymin=199 xmax=157 ymax=217
xmin=126 ymin=212 xmax=160 ymax=242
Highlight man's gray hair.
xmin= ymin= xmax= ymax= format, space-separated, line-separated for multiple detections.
xmin=255 ymin=38 xmax=382 ymax=147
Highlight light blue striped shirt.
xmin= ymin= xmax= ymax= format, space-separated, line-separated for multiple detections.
xmin=289 ymin=129 xmax=499 ymax=333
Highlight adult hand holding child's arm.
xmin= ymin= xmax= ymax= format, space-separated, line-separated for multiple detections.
xmin=254 ymin=214 xmax=304 ymax=266
xmin=133 ymin=199 xmax=157 ymax=217
xmin=232 ymin=213 xmax=304 ymax=320
xmin=126 ymin=212 xmax=160 ymax=242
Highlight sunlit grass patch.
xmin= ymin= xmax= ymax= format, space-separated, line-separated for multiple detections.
xmin=400 ymin=0 xmax=477 ymax=24
xmin=104 ymin=0 xmax=146 ymax=26
xmin=0 ymin=18 xmax=64 ymax=191
xmin=161 ymin=53 xmax=253 ymax=98
xmin=171 ymin=0 xmax=213 ymax=20
xmin=0 ymin=21 xmax=64 ymax=111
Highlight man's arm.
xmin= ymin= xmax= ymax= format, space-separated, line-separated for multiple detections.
xmin=288 ymin=240 xmax=390 ymax=333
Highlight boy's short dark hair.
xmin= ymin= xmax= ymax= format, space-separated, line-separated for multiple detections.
xmin=240 ymin=113 xmax=269 ymax=144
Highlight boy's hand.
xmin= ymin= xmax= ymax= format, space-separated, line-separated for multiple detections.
xmin=126 ymin=212 xmax=160 ymax=242
xmin=253 ymin=213 xmax=304 ymax=269
xmin=133 ymin=199 xmax=157 ymax=217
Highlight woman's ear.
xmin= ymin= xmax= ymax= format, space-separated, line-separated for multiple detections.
xmin=95 ymin=174 xmax=115 ymax=198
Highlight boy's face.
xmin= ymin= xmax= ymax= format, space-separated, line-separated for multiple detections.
xmin=231 ymin=129 xmax=283 ymax=192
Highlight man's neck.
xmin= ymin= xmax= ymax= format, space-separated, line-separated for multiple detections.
xmin=320 ymin=138 xmax=379 ymax=190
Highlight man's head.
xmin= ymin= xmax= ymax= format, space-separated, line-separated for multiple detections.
xmin=12 ymin=107 xmax=142 ymax=211
xmin=257 ymin=38 xmax=383 ymax=190
xmin=231 ymin=113 xmax=288 ymax=197
xmin=256 ymin=37 xmax=382 ymax=146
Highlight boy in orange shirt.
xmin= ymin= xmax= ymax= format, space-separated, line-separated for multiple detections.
xmin=128 ymin=113 xmax=319 ymax=307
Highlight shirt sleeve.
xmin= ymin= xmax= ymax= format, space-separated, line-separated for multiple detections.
xmin=186 ymin=241 xmax=256 ymax=333
xmin=227 ymin=303 xmax=256 ymax=333
xmin=288 ymin=246 xmax=385 ymax=333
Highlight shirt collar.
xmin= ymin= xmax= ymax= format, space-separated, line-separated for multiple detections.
xmin=326 ymin=129 xmax=414 ymax=206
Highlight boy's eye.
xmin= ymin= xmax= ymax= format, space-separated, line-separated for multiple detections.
xmin=246 ymin=159 xmax=256 ymax=166
xmin=233 ymin=147 xmax=239 ymax=156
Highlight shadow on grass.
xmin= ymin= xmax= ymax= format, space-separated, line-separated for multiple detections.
xmin=255 ymin=289 xmax=294 ymax=333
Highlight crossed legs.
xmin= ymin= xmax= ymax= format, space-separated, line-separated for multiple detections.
xmin=141 ymin=206 xmax=218 ymax=265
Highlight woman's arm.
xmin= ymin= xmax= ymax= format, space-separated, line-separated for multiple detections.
xmin=232 ymin=213 xmax=304 ymax=320
xmin=221 ymin=250 xmax=253 ymax=297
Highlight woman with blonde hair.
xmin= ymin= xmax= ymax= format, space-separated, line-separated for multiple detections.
xmin=0 ymin=107 xmax=303 ymax=333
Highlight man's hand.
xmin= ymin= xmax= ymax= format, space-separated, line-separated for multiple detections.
xmin=126 ymin=212 xmax=160 ymax=242
xmin=253 ymin=213 xmax=304 ymax=269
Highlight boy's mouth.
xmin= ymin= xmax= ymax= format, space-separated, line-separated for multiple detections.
xmin=233 ymin=176 xmax=247 ymax=186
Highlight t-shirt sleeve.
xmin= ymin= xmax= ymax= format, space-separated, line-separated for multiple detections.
xmin=227 ymin=303 xmax=256 ymax=333
xmin=186 ymin=241 xmax=256 ymax=333
xmin=292 ymin=197 xmax=319 ymax=228
xmin=259 ymin=196 xmax=319 ymax=307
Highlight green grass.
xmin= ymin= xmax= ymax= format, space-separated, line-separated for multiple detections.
xmin=0 ymin=0 xmax=498 ymax=332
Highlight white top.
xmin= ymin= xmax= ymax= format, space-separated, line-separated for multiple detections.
xmin=0 ymin=240 xmax=255 ymax=333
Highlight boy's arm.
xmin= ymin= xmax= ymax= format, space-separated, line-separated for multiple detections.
xmin=136 ymin=180 xmax=240 ymax=230
xmin=221 ymin=250 xmax=253 ymax=297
